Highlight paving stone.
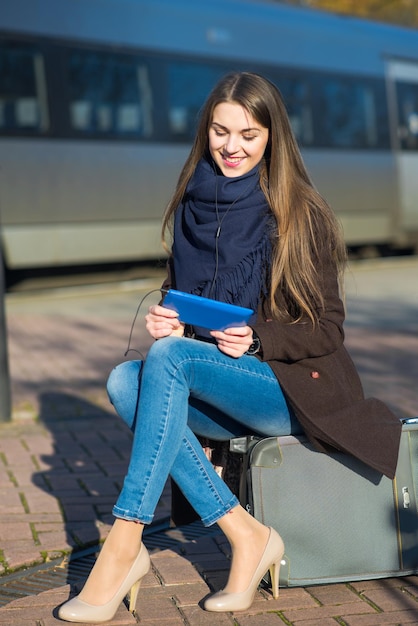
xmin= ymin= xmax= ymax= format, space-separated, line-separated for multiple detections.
xmin=308 ymin=582 xmax=363 ymax=605
xmin=342 ymin=609 xmax=418 ymax=625
xmin=181 ymin=604 xmax=234 ymax=625
xmin=0 ymin=522 xmax=34 ymax=542
xmin=281 ymin=601 xmax=378 ymax=623
xmin=362 ymin=587 xmax=418 ymax=612
xmin=259 ymin=586 xmax=319 ymax=611
xmin=135 ymin=588 xmax=184 ymax=621
xmin=235 ymin=614 xmax=291 ymax=625
xmin=0 ymin=488 xmax=26 ymax=515
xmin=152 ymin=551 xmax=203 ymax=586
xmin=169 ymin=581 xmax=211 ymax=606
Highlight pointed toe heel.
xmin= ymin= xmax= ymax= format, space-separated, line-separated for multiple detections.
xmin=58 ymin=543 xmax=150 ymax=623
xmin=204 ymin=527 xmax=284 ymax=613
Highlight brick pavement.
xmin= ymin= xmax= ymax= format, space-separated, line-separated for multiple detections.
xmin=0 ymin=259 xmax=418 ymax=624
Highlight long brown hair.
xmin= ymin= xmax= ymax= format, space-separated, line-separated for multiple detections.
xmin=162 ymin=72 xmax=346 ymax=324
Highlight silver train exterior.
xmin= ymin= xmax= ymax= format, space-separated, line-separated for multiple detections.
xmin=1 ymin=0 xmax=418 ymax=269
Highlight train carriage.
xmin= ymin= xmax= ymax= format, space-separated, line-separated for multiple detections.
xmin=1 ymin=0 xmax=418 ymax=270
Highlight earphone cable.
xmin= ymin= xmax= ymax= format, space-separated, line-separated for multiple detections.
xmin=124 ymin=288 xmax=168 ymax=357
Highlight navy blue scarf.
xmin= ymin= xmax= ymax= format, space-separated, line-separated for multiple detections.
xmin=172 ymin=157 xmax=273 ymax=326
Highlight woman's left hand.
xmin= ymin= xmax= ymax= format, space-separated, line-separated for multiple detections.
xmin=210 ymin=325 xmax=254 ymax=358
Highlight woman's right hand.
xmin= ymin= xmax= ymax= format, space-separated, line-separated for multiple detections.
xmin=145 ymin=304 xmax=185 ymax=339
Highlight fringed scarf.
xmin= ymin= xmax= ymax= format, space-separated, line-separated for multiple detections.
xmin=172 ymin=156 xmax=273 ymax=333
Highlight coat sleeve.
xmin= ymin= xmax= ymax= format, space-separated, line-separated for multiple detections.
xmin=251 ymin=253 xmax=345 ymax=363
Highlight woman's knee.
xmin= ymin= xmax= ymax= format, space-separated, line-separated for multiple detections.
xmin=107 ymin=361 xmax=142 ymax=400
xmin=146 ymin=335 xmax=185 ymax=361
xmin=107 ymin=361 xmax=143 ymax=428
xmin=146 ymin=336 xmax=210 ymax=372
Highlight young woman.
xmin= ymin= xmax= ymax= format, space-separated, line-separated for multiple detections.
xmin=58 ymin=72 xmax=400 ymax=622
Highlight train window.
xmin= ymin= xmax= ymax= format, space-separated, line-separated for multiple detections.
xmin=166 ymin=62 xmax=227 ymax=140
xmin=395 ymin=81 xmax=418 ymax=151
xmin=0 ymin=41 xmax=49 ymax=134
xmin=311 ymin=76 xmax=390 ymax=149
xmin=67 ymin=49 xmax=154 ymax=138
xmin=274 ymin=75 xmax=314 ymax=146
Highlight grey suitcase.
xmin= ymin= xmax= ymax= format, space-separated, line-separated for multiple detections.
xmin=231 ymin=418 xmax=418 ymax=587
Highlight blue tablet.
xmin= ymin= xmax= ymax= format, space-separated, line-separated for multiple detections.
xmin=162 ymin=289 xmax=254 ymax=331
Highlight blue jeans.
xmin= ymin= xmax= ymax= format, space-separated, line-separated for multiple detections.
xmin=108 ymin=336 xmax=300 ymax=526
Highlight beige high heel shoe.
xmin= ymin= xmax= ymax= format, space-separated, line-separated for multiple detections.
xmin=58 ymin=543 xmax=150 ymax=623
xmin=204 ymin=527 xmax=284 ymax=612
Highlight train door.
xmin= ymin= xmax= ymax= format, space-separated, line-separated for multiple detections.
xmin=387 ymin=60 xmax=418 ymax=235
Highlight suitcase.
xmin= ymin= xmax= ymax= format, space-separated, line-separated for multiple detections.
xmin=230 ymin=418 xmax=418 ymax=587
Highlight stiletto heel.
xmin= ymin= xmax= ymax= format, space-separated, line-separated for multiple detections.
xmin=58 ymin=543 xmax=150 ymax=623
xmin=204 ymin=527 xmax=284 ymax=613
xmin=269 ymin=560 xmax=280 ymax=599
xmin=128 ymin=579 xmax=142 ymax=612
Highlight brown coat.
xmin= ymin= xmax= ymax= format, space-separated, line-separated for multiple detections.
xmin=252 ymin=254 xmax=401 ymax=479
